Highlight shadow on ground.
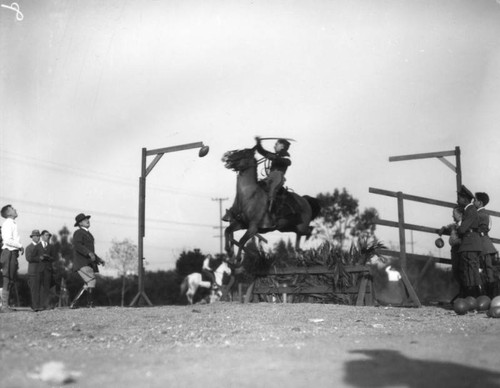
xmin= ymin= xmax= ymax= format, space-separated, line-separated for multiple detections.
xmin=344 ymin=349 xmax=500 ymax=388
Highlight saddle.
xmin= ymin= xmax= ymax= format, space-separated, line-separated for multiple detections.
xmin=271 ymin=187 xmax=301 ymax=221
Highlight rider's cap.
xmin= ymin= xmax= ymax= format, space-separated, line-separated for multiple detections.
xmin=475 ymin=192 xmax=489 ymax=206
xmin=277 ymin=139 xmax=291 ymax=150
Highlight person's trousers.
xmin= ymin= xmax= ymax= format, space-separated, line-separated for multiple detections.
xmin=1 ymin=249 xmax=19 ymax=307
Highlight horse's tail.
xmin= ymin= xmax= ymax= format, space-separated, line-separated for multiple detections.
xmin=303 ymin=195 xmax=321 ymax=220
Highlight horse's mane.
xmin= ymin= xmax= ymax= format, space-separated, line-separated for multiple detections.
xmin=222 ymin=148 xmax=256 ymax=171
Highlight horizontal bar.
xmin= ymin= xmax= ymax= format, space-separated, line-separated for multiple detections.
xmin=369 ymin=187 xmax=500 ymax=218
xmin=389 ymin=150 xmax=456 ymax=162
xmin=375 ymin=218 xmax=440 ymax=234
xmin=146 ymin=142 xmax=204 ymax=156
xmin=378 ymin=249 xmax=451 ymax=265
xmin=369 ymin=188 xmax=456 ymax=208
xmin=255 ymin=265 xmax=370 ymax=276
xmin=253 ymin=285 xmax=368 ymax=295
xmin=374 ymin=218 xmax=500 ymax=244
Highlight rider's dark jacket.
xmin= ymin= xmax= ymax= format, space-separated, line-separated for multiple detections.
xmin=255 ymin=143 xmax=291 ymax=173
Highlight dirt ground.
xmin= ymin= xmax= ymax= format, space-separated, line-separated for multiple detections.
xmin=1 ymin=302 xmax=499 ymax=388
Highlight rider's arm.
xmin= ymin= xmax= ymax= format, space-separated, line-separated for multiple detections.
xmin=202 ymin=258 xmax=211 ymax=271
xmin=255 ymin=139 xmax=276 ymax=159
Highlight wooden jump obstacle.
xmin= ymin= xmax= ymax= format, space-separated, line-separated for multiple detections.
xmin=370 ymin=146 xmax=500 ymax=307
xmin=244 ymin=265 xmax=374 ymax=306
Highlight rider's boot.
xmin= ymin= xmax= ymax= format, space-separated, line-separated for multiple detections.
xmin=70 ymin=286 xmax=86 ymax=309
xmin=222 ymin=209 xmax=232 ymax=222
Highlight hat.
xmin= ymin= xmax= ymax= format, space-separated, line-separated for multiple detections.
xmin=74 ymin=213 xmax=91 ymax=227
xmin=457 ymin=185 xmax=474 ymax=201
xmin=475 ymin=192 xmax=490 ymax=206
xmin=30 ymin=229 xmax=41 ymax=237
xmin=41 ymin=230 xmax=52 ymax=237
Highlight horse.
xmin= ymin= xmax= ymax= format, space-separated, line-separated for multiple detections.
xmin=222 ymin=147 xmax=321 ymax=262
xmin=179 ymin=261 xmax=232 ymax=305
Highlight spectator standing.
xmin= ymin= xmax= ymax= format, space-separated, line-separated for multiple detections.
xmin=39 ymin=230 xmax=56 ymax=309
xmin=25 ymin=229 xmax=43 ymax=311
xmin=474 ymin=192 xmax=499 ymax=298
xmin=70 ymin=213 xmax=103 ymax=309
xmin=439 ymin=207 xmax=464 ymax=302
xmin=456 ymin=186 xmax=483 ymax=298
xmin=0 ymin=205 xmax=24 ymax=312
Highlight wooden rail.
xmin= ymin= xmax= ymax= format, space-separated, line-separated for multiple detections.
xmin=248 ymin=265 xmax=374 ymax=306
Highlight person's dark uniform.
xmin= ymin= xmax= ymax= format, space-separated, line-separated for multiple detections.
xmin=456 ymin=186 xmax=483 ymax=298
xmin=438 ymin=207 xmax=464 ymax=301
xmin=255 ymin=138 xmax=291 ymax=214
xmin=475 ymin=192 xmax=499 ymax=298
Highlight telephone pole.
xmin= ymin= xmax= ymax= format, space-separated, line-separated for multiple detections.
xmin=212 ymin=197 xmax=229 ymax=255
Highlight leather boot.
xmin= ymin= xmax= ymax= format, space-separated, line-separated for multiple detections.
xmin=87 ymin=288 xmax=95 ymax=308
xmin=70 ymin=287 xmax=86 ymax=309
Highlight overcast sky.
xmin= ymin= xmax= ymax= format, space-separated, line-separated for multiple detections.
xmin=1 ymin=0 xmax=500 ymax=274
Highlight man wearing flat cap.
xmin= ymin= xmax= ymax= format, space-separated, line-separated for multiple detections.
xmin=70 ymin=213 xmax=103 ymax=308
xmin=456 ymin=186 xmax=483 ymax=298
xmin=474 ymin=192 xmax=499 ymax=298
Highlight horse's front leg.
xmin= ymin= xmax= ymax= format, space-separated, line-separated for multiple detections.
xmin=235 ymin=225 xmax=258 ymax=263
xmin=224 ymin=223 xmax=242 ymax=258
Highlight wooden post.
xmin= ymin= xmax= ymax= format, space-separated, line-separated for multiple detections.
xmin=397 ymin=192 xmax=422 ymax=307
xmin=130 ymin=148 xmax=153 ymax=307
xmin=455 ymin=146 xmax=462 ymax=192
xmin=130 ymin=142 xmax=207 ymax=307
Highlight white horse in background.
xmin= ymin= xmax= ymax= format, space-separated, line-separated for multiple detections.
xmin=180 ymin=262 xmax=232 ymax=305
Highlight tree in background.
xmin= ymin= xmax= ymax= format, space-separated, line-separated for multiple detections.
xmin=107 ymin=238 xmax=137 ymax=307
xmin=175 ymin=248 xmax=206 ymax=278
xmin=312 ymin=188 xmax=379 ymax=247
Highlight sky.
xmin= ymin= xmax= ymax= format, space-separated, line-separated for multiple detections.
xmin=1 ymin=0 xmax=500 ymax=274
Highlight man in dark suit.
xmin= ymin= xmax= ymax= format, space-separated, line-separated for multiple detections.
xmin=25 ymin=229 xmax=43 ymax=311
xmin=39 ymin=230 xmax=55 ymax=309
xmin=70 ymin=213 xmax=104 ymax=309
xmin=456 ymin=186 xmax=483 ymax=298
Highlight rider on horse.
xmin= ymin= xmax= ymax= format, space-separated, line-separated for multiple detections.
xmin=255 ymin=137 xmax=291 ymax=226
xmin=202 ymin=254 xmax=220 ymax=289
xmin=221 ymin=137 xmax=292 ymax=227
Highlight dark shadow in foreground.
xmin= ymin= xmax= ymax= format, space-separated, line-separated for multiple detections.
xmin=344 ymin=349 xmax=500 ymax=388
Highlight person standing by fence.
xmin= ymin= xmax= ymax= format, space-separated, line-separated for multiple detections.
xmin=456 ymin=187 xmax=483 ymax=298
xmin=439 ymin=206 xmax=464 ymax=302
xmin=0 ymin=205 xmax=24 ymax=312
xmin=474 ymin=192 xmax=499 ymax=298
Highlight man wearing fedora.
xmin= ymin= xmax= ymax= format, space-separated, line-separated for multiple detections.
xmin=456 ymin=186 xmax=483 ymax=298
xmin=70 ymin=213 xmax=104 ymax=309
xmin=25 ymin=230 xmax=43 ymax=311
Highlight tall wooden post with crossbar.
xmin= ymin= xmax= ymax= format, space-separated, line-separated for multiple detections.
xmin=130 ymin=142 xmax=208 ymax=307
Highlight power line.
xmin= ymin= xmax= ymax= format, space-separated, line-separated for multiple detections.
xmin=0 ymin=196 xmax=215 ymax=229
xmin=0 ymin=150 xmax=221 ymax=199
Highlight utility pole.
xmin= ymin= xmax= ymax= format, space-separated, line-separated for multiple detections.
xmin=212 ymin=197 xmax=228 ymax=255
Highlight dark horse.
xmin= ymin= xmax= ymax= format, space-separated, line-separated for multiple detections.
xmin=222 ymin=148 xmax=321 ymax=262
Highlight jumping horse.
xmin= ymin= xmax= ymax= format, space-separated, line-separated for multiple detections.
xmin=179 ymin=261 xmax=232 ymax=305
xmin=222 ymin=147 xmax=321 ymax=263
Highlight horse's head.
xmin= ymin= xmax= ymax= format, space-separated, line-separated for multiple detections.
xmin=222 ymin=148 xmax=256 ymax=172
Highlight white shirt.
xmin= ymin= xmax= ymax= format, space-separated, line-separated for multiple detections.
xmin=1 ymin=218 xmax=23 ymax=251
